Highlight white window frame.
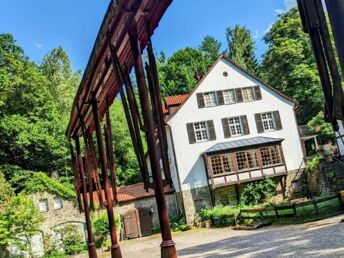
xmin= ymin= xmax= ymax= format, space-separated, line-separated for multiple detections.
xmin=39 ymin=199 xmax=49 ymax=212
xmin=203 ymin=92 xmax=217 ymax=107
xmin=54 ymin=197 xmax=63 ymax=210
xmin=242 ymin=87 xmax=255 ymax=102
xmin=193 ymin=122 xmax=209 ymax=142
xmin=261 ymin=112 xmax=276 ymax=132
xmin=228 ymin=117 xmax=244 ymax=136
xmin=223 ymin=89 xmax=236 ymax=105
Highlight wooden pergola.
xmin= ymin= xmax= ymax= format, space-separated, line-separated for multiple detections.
xmin=66 ymin=1 xmax=176 ymax=257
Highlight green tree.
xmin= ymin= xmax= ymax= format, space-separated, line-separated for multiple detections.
xmin=307 ymin=111 xmax=335 ymax=145
xmin=225 ymin=25 xmax=259 ymax=75
xmin=261 ymin=8 xmax=322 ymax=123
xmin=40 ymin=47 xmax=80 ymax=121
xmin=0 ymin=194 xmax=44 ymax=257
xmin=199 ymin=35 xmax=222 ymax=62
xmin=158 ymin=47 xmax=212 ymax=96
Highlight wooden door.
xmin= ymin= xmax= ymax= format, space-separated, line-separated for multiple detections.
xmin=122 ymin=209 xmax=140 ymax=239
xmin=138 ymin=208 xmax=153 ymax=236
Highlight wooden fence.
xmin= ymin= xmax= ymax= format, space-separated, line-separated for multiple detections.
xmin=239 ymin=194 xmax=343 ymax=221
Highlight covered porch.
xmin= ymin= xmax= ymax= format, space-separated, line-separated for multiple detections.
xmin=203 ymin=136 xmax=288 ymax=203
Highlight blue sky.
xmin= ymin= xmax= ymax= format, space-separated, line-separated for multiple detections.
xmin=0 ymin=0 xmax=297 ymax=72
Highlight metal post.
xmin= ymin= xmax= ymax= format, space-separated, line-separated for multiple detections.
xmin=325 ymin=0 xmax=344 ymax=76
xmin=129 ymin=22 xmax=177 ymax=258
xmin=74 ymin=138 xmax=98 ymax=258
xmin=92 ymin=99 xmax=122 ymax=258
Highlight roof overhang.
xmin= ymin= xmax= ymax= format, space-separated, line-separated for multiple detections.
xmin=204 ymin=136 xmax=284 ymax=155
xmin=66 ymin=0 xmax=172 ymax=139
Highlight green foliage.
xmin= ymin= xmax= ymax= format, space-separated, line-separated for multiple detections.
xmin=110 ymin=101 xmax=143 ymax=186
xmin=24 ymin=172 xmax=76 ymax=200
xmin=307 ymin=111 xmax=335 ymax=144
xmin=158 ymin=47 xmax=214 ymax=96
xmin=169 ymin=212 xmax=190 ymax=232
xmin=261 ymin=8 xmax=322 ymax=123
xmin=42 ymin=251 xmax=66 ymax=258
xmin=0 ymin=193 xmax=44 ymax=256
xmin=55 ymin=224 xmax=86 ymax=255
xmin=306 ymin=154 xmax=324 ymax=174
xmin=199 ymin=35 xmax=222 ymax=62
xmin=92 ymin=212 xmax=121 ymax=248
xmin=0 ymin=171 xmax=14 ymax=212
xmin=240 ymin=178 xmax=277 ymax=206
xmin=225 ymin=25 xmax=260 ymax=75
xmin=198 ymin=206 xmax=239 ymax=227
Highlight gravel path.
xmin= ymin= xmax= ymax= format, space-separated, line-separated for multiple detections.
xmin=99 ymin=215 xmax=344 ymax=258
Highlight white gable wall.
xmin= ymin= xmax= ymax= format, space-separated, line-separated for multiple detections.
xmin=167 ymin=58 xmax=305 ymax=192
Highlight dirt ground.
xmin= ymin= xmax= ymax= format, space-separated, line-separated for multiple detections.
xmin=93 ymin=215 xmax=344 ymax=258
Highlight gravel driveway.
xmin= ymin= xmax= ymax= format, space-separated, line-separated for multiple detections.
xmin=98 ymin=215 xmax=344 ymax=258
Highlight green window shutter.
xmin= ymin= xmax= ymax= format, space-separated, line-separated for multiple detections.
xmin=207 ymin=120 xmax=216 ymax=141
xmin=186 ymin=123 xmax=196 ymax=144
xmin=241 ymin=115 xmax=250 ymax=135
xmin=196 ymin=93 xmax=205 ymax=108
xmin=254 ymin=86 xmax=262 ymax=100
xmin=217 ymin=91 xmax=224 ymax=105
xmin=273 ymin=111 xmax=282 ymax=130
xmin=255 ymin=113 xmax=264 ymax=133
xmin=222 ymin=118 xmax=231 ymax=138
xmin=235 ymin=88 xmax=243 ymax=103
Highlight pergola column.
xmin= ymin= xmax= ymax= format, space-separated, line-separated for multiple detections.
xmin=74 ymin=137 xmax=98 ymax=258
xmin=92 ymin=99 xmax=122 ymax=258
xmin=129 ymin=22 xmax=177 ymax=258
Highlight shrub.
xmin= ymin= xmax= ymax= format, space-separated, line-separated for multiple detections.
xmin=55 ymin=224 xmax=86 ymax=255
xmin=169 ymin=212 xmax=190 ymax=232
xmin=197 ymin=206 xmax=239 ymax=227
xmin=240 ymin=178 xmax=277 ymax=206
xmin=93 ymin=212 xmax=121 ymax=248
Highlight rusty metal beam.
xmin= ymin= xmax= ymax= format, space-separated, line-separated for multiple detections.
xmin=74 ymin=137 xmax=98 ymax=258
xmin=92 ymin=99 xmax=122 ymax=258
xmin=129 ymin=21 xmax=177 ymax=258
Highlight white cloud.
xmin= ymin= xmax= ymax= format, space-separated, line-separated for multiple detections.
xmin=275 ymin=9 xmax=285 ymax=15
xmin=34 ymin=43 xmax=43 ymax=49
xmin=283 ymin=0 xmax=297 ymax=10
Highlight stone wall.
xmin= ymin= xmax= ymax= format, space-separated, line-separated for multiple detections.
xmin=31 ymin=192 xmax=85 ymax=236
xmin=181 ymin=186 xmax=212 ymax=224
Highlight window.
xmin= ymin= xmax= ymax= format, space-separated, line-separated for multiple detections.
xmin=236 ymin=152 xmax=248 ymax=171
xmin=203 ymin=92 xmax=217 ymax=107
xmin=210 ymin=154 xmax=234 ymax=175
xmin=39 ymin=199 xmax=49 ymax=212
xmin=223 ymin=90 xmax=236 ymax=104
xmin=261 ymin=112 xmax=275 ymax=131
xmin=194 ymin=122 xmax=209 ymax=142
xmin=242 ymin=87 xmax=255 ymax=102
xmin=235 ymin=150 xmax=259 ymax=171
xmin=54 ymin=198 xmax=63 ymax=209
xmin=260 ymin=146 xmax=282 ymax=167
xmin=228 ymin=117 xmax=243 ymax=136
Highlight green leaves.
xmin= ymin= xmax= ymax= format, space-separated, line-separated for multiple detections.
xmin=240 ymin=178 xmax=277 ymax=206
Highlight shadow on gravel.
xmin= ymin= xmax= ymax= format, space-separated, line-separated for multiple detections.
xmin=178 ymin=222 xmax=344 ymax=257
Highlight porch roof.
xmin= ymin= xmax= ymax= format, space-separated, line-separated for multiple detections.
xmin=204 ymin=136 xmax=284 ymax=155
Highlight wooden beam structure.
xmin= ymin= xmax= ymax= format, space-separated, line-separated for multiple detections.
xmin=66 ymin=1 xmax=176 ymax=257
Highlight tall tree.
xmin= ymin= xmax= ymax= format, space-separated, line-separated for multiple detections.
xmin=225 ymin=25 xmax=259 ymax=75
xmin=40 ymin=47 xmax=80 ymax=121
xmin=199 ymin=35 xmax=222 ymax=62
xmin=158 ymin=47 xmax=212 ymax=96
xmin=261 ymin=8 xmax=322 ymax=123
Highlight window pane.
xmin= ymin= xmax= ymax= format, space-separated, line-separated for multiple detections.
xmin=39 ymin=199 xmax=49 ymax=212
xmin=193 ymin=122 xmax=209 ymax=142
xmin=222 ymin=154 xmax=234 ymax=173
xmin=54 ymin=198 xmax=63 ymax=209
xmin=203 ymin=92 xmax=217 ymax=107
xmin=223 ymin=90 xmax=236 ymax=104
xmin=228 ymin=117 xmax=243 ymax=136
xmin=247 ymin=150 xmax=259 ymax=168
xmin=270 ymin=146 xmax=282 ymax=164
xmin=261 ymin=112 xmax=275 ymax=131
xmin=211 ymin=156 xmax=223 ymax=175
xmin=242 ymin=87 xmax=254 ymax=102
xmin=236 ymin=152 xmax=248 ymax=171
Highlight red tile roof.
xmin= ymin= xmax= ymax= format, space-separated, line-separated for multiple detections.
xmin=164 ymin=94 xmax=190 ymax=106
xmin=90 ymin=182 xmax=174 ymax=204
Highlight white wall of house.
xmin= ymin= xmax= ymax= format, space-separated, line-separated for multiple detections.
xmin=167 ymin=58 xmax=305 ymax=192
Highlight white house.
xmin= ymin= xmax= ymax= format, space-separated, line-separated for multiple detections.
xmin=163 ymin=56 xmax=305 ymax=223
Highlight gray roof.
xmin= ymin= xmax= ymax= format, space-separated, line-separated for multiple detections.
xmin=204 ymin=136 xmax=284 ymax=154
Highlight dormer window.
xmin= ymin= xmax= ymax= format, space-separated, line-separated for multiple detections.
xmin=203 ymin=92 xmax=217 ymax=107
